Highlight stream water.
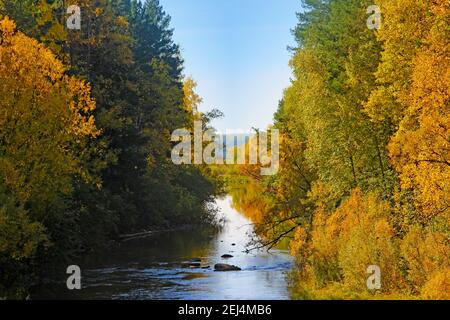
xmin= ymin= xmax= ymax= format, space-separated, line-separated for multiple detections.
xmin=32 ymin=197 xmax=293 ymax=300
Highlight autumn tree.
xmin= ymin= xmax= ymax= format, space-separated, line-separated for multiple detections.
xmin=0 ymin=17 xmax=99 ymax=298
xmin=1 ymin=0 xmax=221 ymax=297
xmin=228 ymin=0 xmax=449 ymax=299
xmin=378 ymin=0 xmax=450 ymax=222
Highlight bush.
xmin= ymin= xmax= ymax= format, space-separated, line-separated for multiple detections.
xmin=421 ymin=269 xmax=450 ymax=300
xmin=401 ymin=226 xmax=449 ymax=292
xmin=0 ymin=186 xmax=48 ymax=298
xmin=291 ymin=189 xmax=406 ymax=297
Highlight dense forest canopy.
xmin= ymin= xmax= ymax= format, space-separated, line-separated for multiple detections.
xmin=0 ymin=0 xmax=221 ymax=298
xmin=226 ymin=0 xmax=449 ymax=299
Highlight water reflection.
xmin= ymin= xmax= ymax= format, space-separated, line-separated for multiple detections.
xmin=32 ymin=197 xmax=293 ymax=300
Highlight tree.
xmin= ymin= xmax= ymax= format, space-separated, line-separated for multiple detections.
xmin=227 ymin=0 xmax=449 ymax=299
xmin=384 ymin=0 xmax=450 ymax=221
xmin=0 ymin=17 xmax=98 ymax=297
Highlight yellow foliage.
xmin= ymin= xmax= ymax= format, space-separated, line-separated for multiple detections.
xmin=362 ymin=1 xmax=450 ymax=297
xmin=401 ymin=226 xmax=450 ymax=290
xmin=336 ymin=191 xmax=402 ymax=293
xmin=279 ymin=0 xmax=449 ymax=300
xmin=290 ymin=226 xmax=311 ymax=280
xmin=183 ymin=77 xmax=203 ymax=116
xmin=291 ymin=189 xmax=449 ymax=298
xmin=291 ymin=189 xmax=405 ymax=295
xmin=0 ymin=199 xmax=48 ymax=261
xmin=0 ymin=17 xmax=99 ymax=214
xmin=375 ymin=0 xmax=450 ymax=221
xmin=421 ymin=269 xmax=450 ymax=300
xmin=0 ymin=17 xmax=99 ymax=136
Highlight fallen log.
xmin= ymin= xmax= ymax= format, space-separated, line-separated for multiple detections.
xmin=118 ymin=226 xmax=195 ymax=242
xmin=118 ymin=231 xmax=154 ymax=241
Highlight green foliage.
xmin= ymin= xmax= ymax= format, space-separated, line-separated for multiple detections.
xmin=0 ymin=0 xmax=220 ymax=298
xmin=0 ymin=181 xmax=49 ymax=299
xmin=227 ymin=0 xmax=449 ymax=299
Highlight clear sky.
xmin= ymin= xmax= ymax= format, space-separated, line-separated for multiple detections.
xmin=159 ymin=0 xmax=301 ymax=132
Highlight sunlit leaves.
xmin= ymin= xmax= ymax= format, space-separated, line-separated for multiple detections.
xmin=0 ymin=17 xmax=98 ymax=214
xmin=228 ymin=0 xmax=449 ymax=299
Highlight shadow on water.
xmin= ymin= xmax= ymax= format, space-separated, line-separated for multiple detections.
xmin=32 ymin=197 xmax=293 ymax=300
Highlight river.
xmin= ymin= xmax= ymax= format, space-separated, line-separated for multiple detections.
xmin=32 ymin=197 xmax=293 ymax=300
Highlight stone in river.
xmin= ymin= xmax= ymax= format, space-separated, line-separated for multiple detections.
xmin=182 ymin=262 xmax=201 ymax=268
xmin=214 ymin=263 xmax=241 ymax=272
xmin=221 ymin=254 xmax=234 ymax=259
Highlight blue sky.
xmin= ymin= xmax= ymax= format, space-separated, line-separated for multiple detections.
xmin=159 ymin=0 xmax=301 ymax=132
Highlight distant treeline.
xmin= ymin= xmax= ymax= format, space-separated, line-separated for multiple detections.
xmin=0 ymin=0 xmax=221 ymax=298
xmin=226 ymin=0 xmax=449 ymax=299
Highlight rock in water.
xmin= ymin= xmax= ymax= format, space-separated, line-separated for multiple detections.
xmin=214 ymin=263 xmax=241 ymax=272
xmin=182 ymin=262 xmax=201 ymax=268
xmin=221 ymin=254 xmax=234 ymax=259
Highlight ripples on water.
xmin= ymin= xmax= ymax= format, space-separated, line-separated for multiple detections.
xmin=32 ymin=197 xmax=293 ymax=300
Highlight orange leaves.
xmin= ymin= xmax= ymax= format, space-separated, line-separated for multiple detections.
xmin=65 ymin=76 xmax=100 ymax=138
xmin=386 ymin=1 xmax=450 ymax=220
xmin=366 ymin=0 xmax=430 ymax=124
xmin=421 ymin=268 xmax=450 ymax=300
xmin=295 ymin=189 xmax=403 ymax=294
xmin=292 ymin=186 xmax=448 ymax=298
xmin=0 ymin=17 xmax=99 ymax=214
xmin=285 ymin=0 xmax=449 ymax=299
xmin=0 ymin=15 xmax=15 ymax=37
xmin=0 ymin=17 xmax=65 ymax=94
xmin=0 ymin=17 xmax=98 ymax=138
xmin=401 ymin=226 xmax=450 ymax=291
xmin=95 ymin=8 xmax=103 ymax=17
xmin=290 ymin=226 xmax=309 ymax=257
